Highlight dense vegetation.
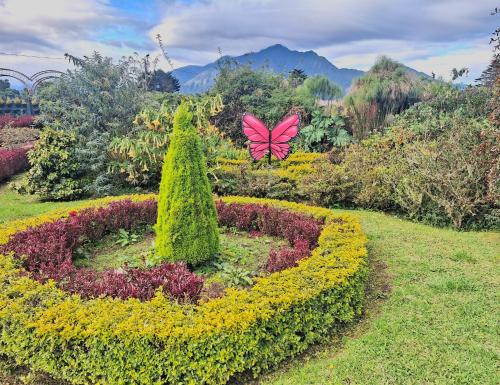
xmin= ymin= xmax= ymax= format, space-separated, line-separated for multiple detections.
xmin=0 ymin=27 xmax=498 ymax=383
xmin=3 ymin=52 xmax=496 ymax=230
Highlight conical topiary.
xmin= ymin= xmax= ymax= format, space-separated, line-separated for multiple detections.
xmin=154 ymin=102 xmax=219 ymax=265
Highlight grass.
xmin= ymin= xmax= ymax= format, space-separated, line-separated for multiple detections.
xmin=0 ymin=176 xmax=88 ymax=225
xmin=0 ymin=186 xmax=498 ymax=385
xmin=258 ymin=209 xmax=499 ymax=385
xmin=74 ymin=225 xmax=286 ymax=288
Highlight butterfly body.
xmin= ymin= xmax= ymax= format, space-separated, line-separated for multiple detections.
xmin=242 ymin=113 xmax=300 ymax=163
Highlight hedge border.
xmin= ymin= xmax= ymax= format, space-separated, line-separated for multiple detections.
xmin=0 ymin=195 xmax=368 ymax=385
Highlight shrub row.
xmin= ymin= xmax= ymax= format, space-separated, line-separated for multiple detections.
xmin=0 ymin=114 xmax=34 ymax=129
xmin=1 ymin=199 xmax=203 ymax=302
xmin=1 ymin=198 xmax=322 ymax=301
xmin=0 ymin=144 xmax=32 ymax=181
xmin=216 ymin=200 xmax=323 ymax=272
xmin=0 ymin=195 xmax=367 ymax=385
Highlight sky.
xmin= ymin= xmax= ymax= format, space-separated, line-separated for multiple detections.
xmin=0 ymin=0 xmax=498 ymax=88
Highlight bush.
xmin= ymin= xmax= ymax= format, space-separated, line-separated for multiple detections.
xmin=0 ymin=114 xmax=34 ymax=129
xmin=1 ymin=199 xmax=203 ymax=302
xmin=18 ymin=128 xmax=83 ymax=200
xmin=155 ymin=103 xmax=220 ymax=265
xmin=0 ymin=127 xmax=39 ymax=148
xmin=266 ymin=239 xmax=310 ymax=273
xmin=0 ymin=195 xmax=367 ymax=385
xmin=0 ymin=145 xmax=32 ymax=181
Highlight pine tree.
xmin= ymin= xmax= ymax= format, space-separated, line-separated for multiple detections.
xmin=154 ymin=102 xmax=219 ymax=265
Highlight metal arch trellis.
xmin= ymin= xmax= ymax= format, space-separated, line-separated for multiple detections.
xmin=0 ymin=68 xmax=64 ymax=114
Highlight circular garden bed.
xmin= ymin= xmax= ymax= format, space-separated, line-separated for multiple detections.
xmin=0 ymin=195 xmax=367 ymax=385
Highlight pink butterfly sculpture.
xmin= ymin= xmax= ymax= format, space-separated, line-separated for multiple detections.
xmin=242 ymin=113 xmax=300 ymax=163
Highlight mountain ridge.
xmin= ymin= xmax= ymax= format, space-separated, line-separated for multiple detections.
xmin=172 ymin=44 xmax=364 ymax=94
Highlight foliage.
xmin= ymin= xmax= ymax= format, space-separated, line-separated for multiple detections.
xmin=300 ymin=108 xmax=351 ymax=151
xmin=0 ymin=195 xmax=367 ymax=385
xmin=211 ymin=64 xmax=314 ymax=145
xmin=288 ymin=68 xmax=307 ymax=87
xmin=211 ymin=84 xmax=498 ymax=230
xmin=108 ymin=94 xmax=228 ymax=188
xmin=115 ymin=228 xmax=140 ymax=247
xmin=0 ymin=79 xmax=20 ymax=98
xmin=212 ymin=151 xmax=323 ymax=200
xmin=296 ymin=75 xmax=342 ymax=101
xmin=298 ymin=113 xmax=499 ymax=230
xmin=108 ymin=101 xmax=174 ymax=186
xmin=36 ymin=52 xmax=148 ymax=195
xmin=266 ymin=239 xmax=310 ymax=273
xmin=0 ymin=145 xmax=31 ymax=182
xmin=0 ymin=115 xmax=34 ymax=129
xmin=345 ymin=56 xmax=424 ymax=139
xmin=154 ymin=103 xmax=220 ymax=265
xmin=16 ymin=129 xmax=83 ymax=201
xmin=1 ymin=198 xmax=204 ymax=302
xmin=212 ymin=261 xmax=253 ymax=287
xmin=150 ymin=69 xmax=180 ymax=92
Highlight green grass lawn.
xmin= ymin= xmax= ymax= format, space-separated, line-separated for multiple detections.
xmin=0 ymin=178 xmax=88 ymax=225
xmin=0 ymin=184 xmax=498 ymax=385
xmin=259 ymin=209 xmax=499 ymax=385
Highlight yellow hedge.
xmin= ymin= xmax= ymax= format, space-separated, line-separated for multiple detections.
xmin=0 ymin=195 xmax=367 ymax=385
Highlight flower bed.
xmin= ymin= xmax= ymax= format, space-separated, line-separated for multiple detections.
xmin=0 ymin=143 xmax=32 ymax=181
xmin=0 ymin=195 xmax=367 ymax=385
xmin=1 ymin=199 xmax=321 ymax=301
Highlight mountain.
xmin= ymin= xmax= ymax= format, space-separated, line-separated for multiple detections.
xmin=172 ymin=44 xmax=364 ymax=94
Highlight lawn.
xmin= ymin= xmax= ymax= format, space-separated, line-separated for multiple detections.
xmin=0 ymin=177 xmax=88 ymax=225
xmin=0 ymin=186 xmax=498 ymax=385
xmin=260 ymin=209 xmax=499 ymax=385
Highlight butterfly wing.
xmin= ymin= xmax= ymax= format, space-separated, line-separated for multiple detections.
xmin=242 ymin=113 xmax=270 ymax=161
xmin=270 ymin=143 xmax=291 ymax=161
xmin=270 ymin=114 xmax=300 ymax=160
xmin=249 ymin=143 xmax=270 ymax=161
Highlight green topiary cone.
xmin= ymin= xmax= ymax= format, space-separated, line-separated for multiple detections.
xmin=154 ymin=102 xmax=219 ymax=265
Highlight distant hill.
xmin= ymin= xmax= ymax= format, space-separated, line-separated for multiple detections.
xmin=172 ymin=44 xmax=364 ymax=94
xmin=172 ymin=44 xmax=434 ymax=94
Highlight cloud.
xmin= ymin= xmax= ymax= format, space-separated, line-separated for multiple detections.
xmin=0 ymin=0 xmax=497 ymax=86
xmin=0 ymin=0 xmax=157 ymax=86
xmin=151 ymin=0 xmax=497 ymax=50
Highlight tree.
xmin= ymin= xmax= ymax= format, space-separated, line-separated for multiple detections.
xmin=297 ymin=75 xmax=342 ymax=102
xmin=211 ymin=64 xmax=314 ymax=145
xmin=154 ymin=102 xmax=219 ymax=265
xmin=150 ymin=69 xmax=180 ymax=92
xmin=288 ymin=68 xmax=307 ymax=87
xmin=0 ymin=79 xmax=9 ymax=91
xmin=345 ymin=56 xmax=424 ymax=139
xmin=37 ymin=52 xmax=147 ymax=195
xmin=0 ymin=79 xmax=20 ymax=98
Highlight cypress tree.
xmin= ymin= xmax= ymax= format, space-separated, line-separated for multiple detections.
xmin=154 ymin=102 xmax=219 ymax=265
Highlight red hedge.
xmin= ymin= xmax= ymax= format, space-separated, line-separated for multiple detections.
xmin=2 ymin=200 xmax=323 ymax=301
xmin=0 ymin=144 xmax=32 ymax=181
xmin=0 ymin=114 xmax=34 ymax=129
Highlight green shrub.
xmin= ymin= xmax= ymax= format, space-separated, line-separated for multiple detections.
xmin=298 ymin=160 xmax=355 ymax=208
xmin=16 ymin=128 xmax=83 ymax=200
xmin=154 ymin=103 xmax=220 ymax=265
xmin=0 ymin=195 xmax=367 ymax=385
